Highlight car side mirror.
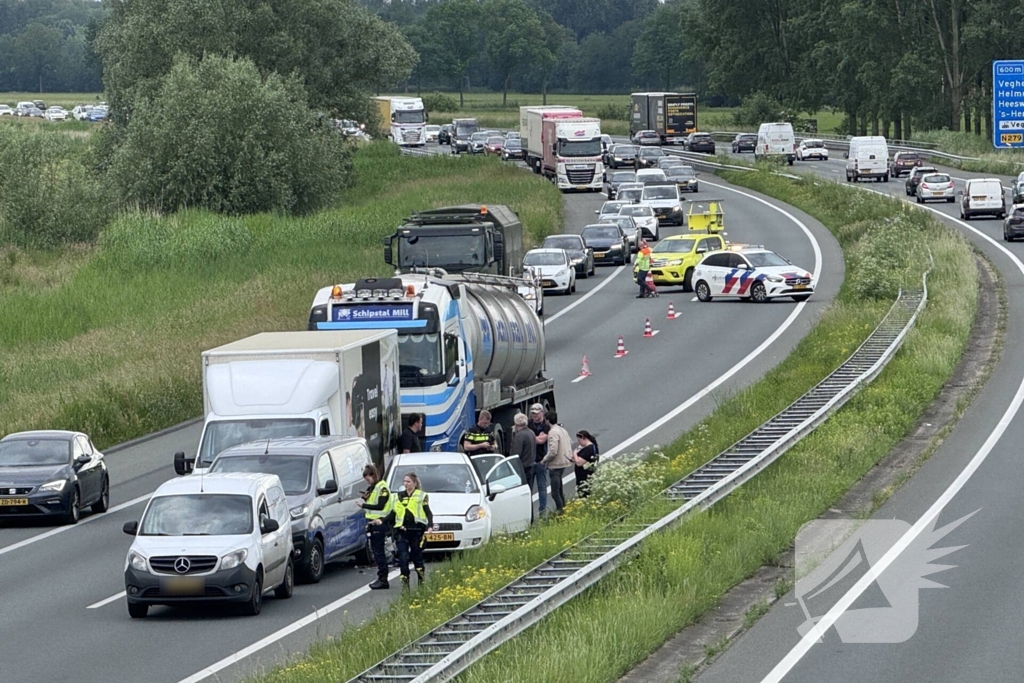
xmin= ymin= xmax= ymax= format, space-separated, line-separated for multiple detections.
xmin=487 ymin=483 xmax=507 ymax=500
xmin=594 ymin=210 xmax=600 ymax=214
xmin=260 ymin=517 xmax=280 ymax=534
xmin=842 ymin=152 xmax=849 ymax=159
xmin=317 ymin=479 xmax=338 ymax=496
xmin=696 ymin=247 xmax=707 ymax=254
xmin=173 ymin=451 xmax=193 ymax=475
xmin=123 ymin=521 xmax=138 ymax=536
xmin=75 ymin=454 xmax=90 ymax=466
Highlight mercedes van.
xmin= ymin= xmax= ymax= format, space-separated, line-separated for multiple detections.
xmin=845 ymin=136 xmax=889 ymax=182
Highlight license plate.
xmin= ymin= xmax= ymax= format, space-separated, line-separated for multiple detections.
xmin=793 ymin=284 xmax=808 ymax=290
xmin=425 ymin=532 xmax=455 ymax=542
xmin=161 ymin=576 xmax=205 ymax=596
xmin=595 ymin=251 xmax=608 ymax=257
xmin=542 ymin=280 xmax=555 ymax=287
xmin=972 ymin=196 xmax=985 ymax=201
xmin=0 ymin=498 xmax=28 ymax=506
xmin=575 ymin=185 xmax=588 ymax=191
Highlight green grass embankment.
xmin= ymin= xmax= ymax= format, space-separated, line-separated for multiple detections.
xmin=0 ymin=142 xmax=562 ymax=446
xmin=246 ymin=171 xmax=977 ymax=683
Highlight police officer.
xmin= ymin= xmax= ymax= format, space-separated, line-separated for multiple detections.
xmin=462 ymin=410 xmax=496 ymax=454
xmin=391 ymin=472 xmax=433 ymax=587
xmin=355 ymin=464 xmax=391 ymax=590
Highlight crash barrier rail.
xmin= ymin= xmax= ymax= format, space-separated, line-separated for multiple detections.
xmin=348 ymin=268 xmax=930 ymax=683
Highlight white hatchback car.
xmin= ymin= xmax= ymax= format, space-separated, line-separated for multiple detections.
xmin=915 ymin=173 xmax=955 ymax=204
xmin=122 ymin=472 xmax=294 ymax=618
xmin=693 ymin=246 xmax=813 ymax=303
xmin=423 ymin=125 xmax=441 ymax=142
xmin=44 ymin=107 xmax=67 ymax=121
xmin=524 ymin=248 xmax=576 ymax=295
xmin=618 ymin=203 xmax=659 ymax=240
xmin=796 ymin=139 xmax=828 ymax=161
xmin=386 ymin=452 xmax=533 ymax=553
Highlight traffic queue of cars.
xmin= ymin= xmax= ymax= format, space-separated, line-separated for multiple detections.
xmin=0 ymin=100 xmax=108 ymax=123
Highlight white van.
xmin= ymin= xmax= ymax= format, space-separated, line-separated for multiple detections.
xmin=959 ymin=178 xmax=1006 ymax=220
xmin=845 ymin=136 xmax=889 ymax=182
xmin=122 ymin=472 xmax=294 ymax=618
xmin=755 ymin=122 xmax=796 ymax=165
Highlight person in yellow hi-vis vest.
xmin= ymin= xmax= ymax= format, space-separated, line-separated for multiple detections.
xmin=355 ymin=464 xmax=392 ymax=590
xmin=390 ymin=472 xmax=434 ymax=587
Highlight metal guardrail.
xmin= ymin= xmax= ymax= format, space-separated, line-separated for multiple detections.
xmin=347 ymin=272 xmax=929 ymax=683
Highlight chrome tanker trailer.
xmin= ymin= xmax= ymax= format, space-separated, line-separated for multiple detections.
xmin=308 ymin=272 xmax=554 ymax=454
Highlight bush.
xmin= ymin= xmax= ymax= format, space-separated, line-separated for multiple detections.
xmin=106 ymin=53 xmax=352 ymax=216
xmin=733 ymin=92 xmax=785 ymax=127
xmin=848 ymin=213 xmax=926 ymax=300
xmin=0 ymin=128 xmax=111 ymax=248
xmin=422 ymin=92 xmax=459 ymax=113
xmin=584 ymin=446 xmax=667 ymax=507
xmin=595 ymin=102 xmax=629 ymax=121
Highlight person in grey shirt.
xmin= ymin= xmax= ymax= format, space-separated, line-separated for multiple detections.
xmin=509 ymin=413 xmax=537 ymax=492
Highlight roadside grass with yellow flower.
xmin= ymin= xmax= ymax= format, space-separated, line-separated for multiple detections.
xmin=252 ymin=171 xmax=977 ymax=683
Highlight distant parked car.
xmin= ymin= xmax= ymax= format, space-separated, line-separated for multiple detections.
xmin=0 ymin=104 xmax=12 ymax=116
xmin=32 ymin=100 xmax=46 ymax=111
xmin=44 ymin=107 xmax=67 ymax=122
xmin=72 ymin=105 xmax=94 ymax=121
xmin=88 ymin=107 xmax=108 ymax=122
xmin=15 ymin=101 xmax=35 ymax=116
xmin=423 ymin=125 xmax=441 ymax=143
xmin=25 ymin=107 xmax=44 ymax=118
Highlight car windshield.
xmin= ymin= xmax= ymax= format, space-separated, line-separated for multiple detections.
xmin=611 ymin=172 xmax=635 ymax=182
xmin=620 ymin=206 xmax=653 ymax=217
xmin=559 ymin=138 xmax=603 ymax=157
xmin=922 ymin=175 xmax=950 ymax=184
xmin=669 ymin=168 xmax=695 ymax=179
xmin=394 ymin=110 xmax=425 ymax=124
xmin=914 ymin=169 xmax=937 ymax=179
xmin=640 ymin=148 xmax=664 ymax=157
xmin=486 ymin=137 xmax=503 ymax=145
xmin=582 ymin=226 xmax=620 ymax=240
xmin=471 ymin=132 xmax=488 ymax=142
xmin=141 ymin=494 xmax=253 ymax=536
xmin=524 ymin=252 xmax=566 ymax=266
xmin=740 ymin=135 xmax=756 ymax=141
xmin=506 ymin=139 xmax=521 ymax=148
xmin=803 ymin=140 xmax=824 ymax=148
xmin=210 ymin=455 xmax=313 ymax=495
xmin=641 ymin=131 xmax=657 ymax=138
xmin=0 ymin=438 xmax=69 ymax=466
xmin=456 ymin=124 xmax=477 ymax=137
xmin=425 ymin=125 xmax=440 ymax=132
xmin=543 ymin=237 xmax=583 ymax=250
xmin=604 ymin=217 xmax=636 ymax=232
xmin=612 ymin=146 xmax=635 ymax=155
xmin=653 ymin=239 xmax=695 ymax=253
xmin=899 ymin=153 xmax=921 ymax=161
xmin=618 ymin=188 xmax=642 ymax=201
xmin=390 ymin=462 xmax=478 ymax=494
xmin=746 ymin=252 xmax=790 ymax=267
xmin=198 ymin=419 xmax=314 ymax=467
xmin=601 ymin=202 xmax=627 ymax=214
xmin=643 ymin=187 xmax=678 ymax=200
xmin=398 ymin=332 xmax=442 ymax=385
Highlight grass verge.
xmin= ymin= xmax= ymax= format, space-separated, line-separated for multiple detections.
xmin=243 ymin=174 xmax=976 ymax=683
xmin=0 ymin=142 xmax=562 ymax=447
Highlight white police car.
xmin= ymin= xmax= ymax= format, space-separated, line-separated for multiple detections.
xmin=692 ymin=245 xmax=813 ymax=303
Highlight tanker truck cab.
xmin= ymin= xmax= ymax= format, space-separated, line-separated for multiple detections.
xmin=309 ymin=275 xmax=554 ymax=456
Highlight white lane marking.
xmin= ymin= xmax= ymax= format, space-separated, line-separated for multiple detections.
xmin=178 ymin=570 xmax=401 ymax=683
xmin=571 ymin=375 xmax=590 ymax=383
xmin=691 ymin=296 xmax=698 ymax=302
xmin=603 ymin=179 xmax=823 ymax=459
xmin=761 ymin=183 xmax=1024 ymax=682
xmin=644 ymin=330 xmax=660 ymax=337
xmin=545 ymin=265 xmax=627 ymax=324
xmin=88 ymin=591 xmax=126 ymax=609
xmin=0 ymin=492 xmax=152 ymax=558
xmin=178 ymin=176 xmax=825 ymax=683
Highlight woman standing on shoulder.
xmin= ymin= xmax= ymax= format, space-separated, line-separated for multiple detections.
xmin=392 ymin=472 xmax=433 ymax=587
xmin=573 ymin=430 xmax=599 ymax=496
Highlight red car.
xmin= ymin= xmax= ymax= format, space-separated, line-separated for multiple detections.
xmin=484 ymin=136 xmax=505 ymax=155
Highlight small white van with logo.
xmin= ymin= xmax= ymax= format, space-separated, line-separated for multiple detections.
xmin=845 ymin=136 xmax=889 ymax=182
xmin=755 ymin=122 xmax=796 ymax=165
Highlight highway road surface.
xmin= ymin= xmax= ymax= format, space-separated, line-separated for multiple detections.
xmin=0 ymin=143 xmax=842 ymax=683
xmin=693 ymin=152 xmax=1024 ymax=682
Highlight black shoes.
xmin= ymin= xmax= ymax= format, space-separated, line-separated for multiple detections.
xmin=416 ymin=567 xmax=425 ymax=584
xmin=369 ymin=579 xmax=390 ymax=590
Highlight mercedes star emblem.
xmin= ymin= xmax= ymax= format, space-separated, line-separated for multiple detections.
xmin=174 ymin=557 xmax=191 ymax=574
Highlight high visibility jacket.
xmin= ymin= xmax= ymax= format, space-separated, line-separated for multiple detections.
xmin=364 ymin=480 xmax=391 ymax=520
xmin=464 ymin=427 xmax=494 ymax=451
xmin=636 ymin=251 xmax=651 ymax=270
xmin=393 ymin=489 xmax=429 ymax=527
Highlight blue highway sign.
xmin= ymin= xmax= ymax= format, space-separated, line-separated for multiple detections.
xmin=993 ymin=60 xmax=1024 ymax=149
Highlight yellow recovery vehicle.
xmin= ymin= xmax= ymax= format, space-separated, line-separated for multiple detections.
xmin=686 ymin=199 xmax=726 ymax=234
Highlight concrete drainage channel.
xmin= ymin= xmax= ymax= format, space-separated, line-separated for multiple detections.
xmin=347 ymin=271 xmax=929 ymax=683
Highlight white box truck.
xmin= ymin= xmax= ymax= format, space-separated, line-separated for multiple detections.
xmin=521 ymin=106 xmax=582 ymax=172
xmin=845 ymin=136 xmax=890 ymax=182
xmin=174 ymin=330 xmax=401 ymax=475
xmin=373 ymin=96 xmax=427 ymax=146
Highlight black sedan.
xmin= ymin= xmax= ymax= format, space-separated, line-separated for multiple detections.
xmin=581 ymin=224 xmax=631 ymax=266
xmin=603 ymin=170 xmax=637 ymax=199
xmin=731 ymin=133 xmax=757 ymax=153
xmin=636 ymin=147 xmax=666 ymax=168
xmin=0 ymin=430 xmax=109 ymax=525
xmin=542 ymin=234 xmax=595 ymax=277
xmin=438 ymin=124 xmax=454 ymax=145
xmin=502 ymin=138 xmax=524 ymax=161
xmin=1004 ymin=205 xmax=1024 ymax=242
xmin=605 ymin=144 xmax=638 ymax=169
xmin=686 ymin=133 xmax=716 ymax=154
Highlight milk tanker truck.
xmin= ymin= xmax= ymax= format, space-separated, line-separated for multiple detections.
xmin=308 ymin=273 xmax=554 ymax=455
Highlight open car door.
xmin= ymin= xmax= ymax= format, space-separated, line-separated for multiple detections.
xmin=479 ymin=456 xmax=532 ymax=534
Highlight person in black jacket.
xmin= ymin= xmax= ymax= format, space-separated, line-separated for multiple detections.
xmin=399 ymin=413 xmax=424 ymax=453
xmin=390 ymin=472 xmax=434 ymax=587
xmin=572 ymin=430 xmax=599 ymax=496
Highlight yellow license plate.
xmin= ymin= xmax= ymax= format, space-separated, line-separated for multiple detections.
xmin=0 ymin=498 xmax=28 ymax=506
xmin=425 ymin=532 xmax=455 ymax=542
xmin=595 ymin=252 xmax=608 ymax=257
xmin=1001 ymin=133 xmax=1023 ymax=144
xmin=575 ymin=185 xmax=588 ymax=191
xmin=161 ymin=576 xmax=205 ymax=596
xmin=793 ymin=284 xmax=808 ymax=290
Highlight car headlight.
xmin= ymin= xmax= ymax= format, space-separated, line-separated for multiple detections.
xmin=466 ymin=505 xmax=486 ymax=522
xmin=610 ymin=244 xmax=622 ymax=251
xmin=570 ymin=257 xmax=583 ymax=265
xmin=289 ymin=505 xmax=308 ymax=520
xmin=523 ymin=291 xmax=537 ymax=300
xmin=666 ymin=259 xmax=684 ymax=266
xmin=129 ymin=551 xmax=148 ymax=572
xmin=767 ymin=275 xmax=784 ymax=283
xmin=220 ymin=549 xmax=248 ymax=570
xmin=40 ymin=479 xmax=66 ymax=492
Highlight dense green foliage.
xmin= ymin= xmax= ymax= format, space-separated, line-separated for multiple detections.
xmin=105 ymin=54 xmax=351 ymax=215
xmin=0 ymin=0 xmax=103 ymax=92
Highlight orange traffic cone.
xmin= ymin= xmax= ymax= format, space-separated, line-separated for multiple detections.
xmin=643 ymin=318 xmax=658 ymax=338
xmin=645 ymin=272 xmax=658 ymax=297
xmin=614 ymin=335 xmax=628 ymax=358
xmin=667 ymin=301 xmax=680 ymax=319
xmin=580 ymin=355 xmax=591 ymax=376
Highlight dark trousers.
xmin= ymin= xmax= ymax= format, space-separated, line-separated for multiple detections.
xmin=549 ymin=466 xmax=568 ymax=512
xmin=637 ymin=270 xmax=650 ymax=296
xmin=396 ymin=528 xmax=425 ymax=577
xmin=368 ymin=523 xmax=390 ymax=582
xmin=575 ymin=468 xmax=592 ymax=496
xmin=523 ymin=465 xmax=535 ymax=491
